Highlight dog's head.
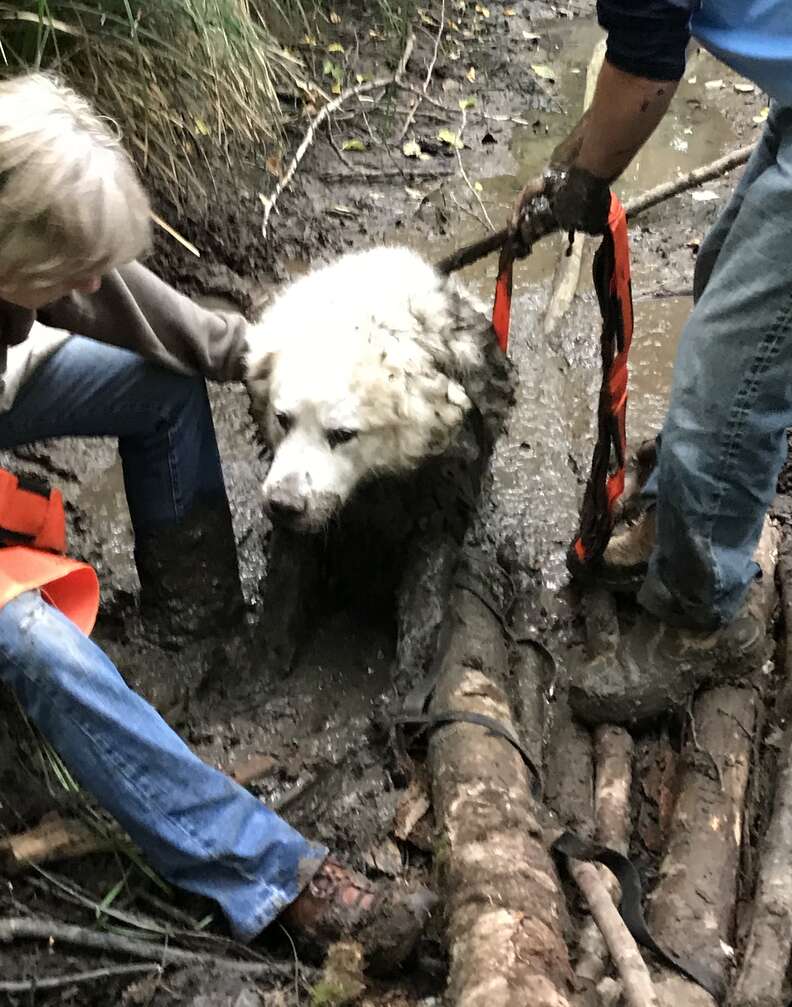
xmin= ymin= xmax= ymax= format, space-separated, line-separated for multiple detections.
xmin=245 ymin=246 xmax=509 ymax=532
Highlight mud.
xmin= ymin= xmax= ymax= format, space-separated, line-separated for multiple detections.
xmin=0 ymin=2 xmax=780 ymax=1004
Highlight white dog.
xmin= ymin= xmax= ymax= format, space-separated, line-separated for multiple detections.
xmin=245 ymin=246 xmax=509 ymax=532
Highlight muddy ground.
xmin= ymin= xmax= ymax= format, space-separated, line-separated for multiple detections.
xmin=0 ymin=1 xmax=783 ymax=1004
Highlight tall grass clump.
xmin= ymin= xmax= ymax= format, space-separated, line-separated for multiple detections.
xmin=0 ymin=1 xmax=307 ymax=201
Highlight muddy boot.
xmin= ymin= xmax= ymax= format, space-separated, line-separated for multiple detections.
xmin=134 ymin=502 xmax=245 ymax=646
xmin=279 ymin=857 xmax=437 ymax=974
xmin=569 ymin=519 xmax=779 ymax=726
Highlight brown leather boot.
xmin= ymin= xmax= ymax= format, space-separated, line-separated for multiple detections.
xmin=279 ymin=858 xmax=437 ymax=974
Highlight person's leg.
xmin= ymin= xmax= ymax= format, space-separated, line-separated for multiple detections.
xmin=0 ymin=589 xmax=325 ymax=940
xmin=639 ymin=105 xmax=792 ymax=628
xmin=0 ymin=336 xmax=225 ymax=534
xmin=0 ymin=338 xmax=243 ymax=636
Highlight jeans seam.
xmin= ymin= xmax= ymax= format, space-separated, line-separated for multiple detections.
xmin=705 ymin=294 xmax=792 ymax=600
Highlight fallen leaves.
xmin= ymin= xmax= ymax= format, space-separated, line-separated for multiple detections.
xmin=691 ymin=189 xmax=719 ymax=202
xmin=341 ymin=138 xmax=366 ymax=151
xmin=402 ymin=138 xmax=430 ymax=160
xmin=531 ymin=63 xmax=556 ymax=81
xmin=437 ymin=127 xmax=464 ymax=149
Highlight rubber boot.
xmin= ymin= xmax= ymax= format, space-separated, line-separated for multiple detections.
xmin=134 ymin=500 xmax=245 ymax=646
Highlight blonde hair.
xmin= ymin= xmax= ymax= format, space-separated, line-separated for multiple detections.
xmin=0 ymin=73 xmax=151 ymax=290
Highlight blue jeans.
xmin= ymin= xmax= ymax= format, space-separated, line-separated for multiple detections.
xmin=0 ymin=337 xmax=326 ymax=939
xmin=0 ymin=336 xmax=226 ymax=534
xmin=639 ymin=104 xmax=792 ymax=629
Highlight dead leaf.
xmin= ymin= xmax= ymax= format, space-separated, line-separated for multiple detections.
xmin=522 ymin=31 xmax=540 ymax=41
xmin=331 ymin=81 xmax=342 ymax=95
xmin=474 ymin=180 xmax=483 ymax=192
xmin=404 ymin=187 xmax=424 ymax=200
xmin=754 ymin=106 xmax=770 ymax=124
xmin=341 ymin=138 xmax=366 ymax=151
xmin=329 ymin=9 xmax=341 ymax=23
xmin=475 ymin=3 xmax=490 ymax=15
xmin=459 ymin=96 xmax=476 ymax=110
xmin=437 ymin=127 xmax=464 ymax=149
xmin=504 ymin=5 xmax=517 ymax=13
xmin=466 ymin=65 xmax=477 ymax=83
xmin=704 ymin=78 xmax=724 ymax=90
xmin=302 ymin=34 xmax=317 ymax=47
xmin=362 ymin=838 xmax=403 ymax=876
xmin=691 ymin=189 xmax=719 ymax=202
xmin=402 ymin=139 xmax=430 ymax=160
xmin=193 ymin=118 xmax=210 ymax=136
xmin=327 ymin=41 xmax=344 ymax=53
xmin=531 ymin=63 xmax=556 ymax=81
xmin=393 ymin=781 xmax=431 ymax=840
xmin=734 ymin=81 xmax=755 ymax=93
xmin=231 ymin=754 xmax=277 ymax=786
xmin=687 ymin=75 xmax=697 ymax=84
xmin=328 ymin=205 xmax=357 ymax=216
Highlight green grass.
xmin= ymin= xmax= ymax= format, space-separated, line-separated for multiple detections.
xmin=0 ymin=1 xmax=417 ymax=202
xmin=0 ymin=1 xmax=308 ymax=201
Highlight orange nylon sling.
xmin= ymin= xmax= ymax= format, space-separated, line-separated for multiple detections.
xmin=491 ymin=192 xmax=634 ymax=574
xmin=0 ymin=469 xmax=99 ymax=634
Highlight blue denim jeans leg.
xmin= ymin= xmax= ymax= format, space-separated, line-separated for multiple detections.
xmin=639 ymin=104 xmax=792 ymax=629
xmin=0 ymin=337 xmax=327 ymax=939
xmin=0 ymin=335 xmax=227 ymax=534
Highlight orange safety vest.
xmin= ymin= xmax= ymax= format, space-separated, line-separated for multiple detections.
xmin=0 ymin=469 xmax=99 ymax=634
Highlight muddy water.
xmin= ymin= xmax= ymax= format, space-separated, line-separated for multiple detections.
xmin=390 ymin=18 xmax=743 ymax=590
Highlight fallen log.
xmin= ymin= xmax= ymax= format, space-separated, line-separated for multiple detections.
xmin=732 ymin=545 xmax=792 ymax=1007
xmin=429 ymin=579 xmax=574 ymax=1007
xmin=575 ymin=725 xmax=634 ymax=985
xmin=543 ymin=37 xmax=607 ymax=337
xmin=647 ymin=686 xmax=757 ymax=1005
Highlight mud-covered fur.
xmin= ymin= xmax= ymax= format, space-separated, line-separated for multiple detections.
xmin=245 ymin=246 xmax=512 ymax=532
xmin=244 ymin=246 xmax=514 ymax=677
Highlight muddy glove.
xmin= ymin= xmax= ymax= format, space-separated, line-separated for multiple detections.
xmin=543 ymin=164 xmax=612 ymax=236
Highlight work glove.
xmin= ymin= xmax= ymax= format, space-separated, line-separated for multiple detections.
xmin=544 ymin=164 xmax=612 ymax=236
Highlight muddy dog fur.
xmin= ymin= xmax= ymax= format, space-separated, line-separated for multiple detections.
xmin=244 ymin=247 xmax=515 ymax=685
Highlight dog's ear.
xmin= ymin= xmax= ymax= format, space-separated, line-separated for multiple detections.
xmin=244 ymin=325 xmax=277 ymax=435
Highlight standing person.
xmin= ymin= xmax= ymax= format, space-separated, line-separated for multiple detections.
xmin=522 ymin=2 xmax=791 ymax=719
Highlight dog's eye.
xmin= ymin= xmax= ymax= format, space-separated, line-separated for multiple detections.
xmin=327 ymin=428 xmax=358 ymax=449
xmin=274 ymin=411 xmax=293 ymax=433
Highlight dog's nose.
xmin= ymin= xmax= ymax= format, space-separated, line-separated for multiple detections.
xmin=266 ymin=491 xmax=307 ymax=523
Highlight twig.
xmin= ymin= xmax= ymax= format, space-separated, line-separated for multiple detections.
xmin=571 ymin=862 xmax=659 ymax=1007
xmin=317 ymin=166 xmax=454 ymax=183
xmin=437 ymin=142 xmax=755 ymax=275
xmin=543 ymin=37 xmax=606 ymax=336
xmin=261 ymin=33 xmax=415 ymax=237
xmin=0 ymin=963 xmax=161 ymax=993
xmin=397 ymin=0 xmax=444 ymax=143
xmin=455 ymin=105 xmax=494 ymax=231
xmin=0 ymin=916 xmax=311 ymax=980
xmin=150 ymin=213 xmax=201 ymax=258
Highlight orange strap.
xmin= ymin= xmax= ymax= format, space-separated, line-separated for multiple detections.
xmin=0 ymin=469 xmax=66 ymax=552
xmin=492 ymin=233 xmax=516 ymax=353
xmin=0 ymin=469 xmax=99 ymax=633
xmin=569 ymin=193 xmax=634 ymax=572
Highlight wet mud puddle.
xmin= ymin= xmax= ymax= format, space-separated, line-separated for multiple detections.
xmin=390 ymin=17 xmax=742 ymax=593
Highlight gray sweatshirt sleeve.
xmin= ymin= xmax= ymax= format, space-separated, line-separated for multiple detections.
xmin=38 ymin=261 xmax=249 ymax=382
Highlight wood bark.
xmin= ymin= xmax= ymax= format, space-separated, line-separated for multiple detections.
xmin=732 ymin=546 xmax=792 ymax=1007
xmin=429 ymin=584 xmax=574 ymax=1007
xmin=647 ymin=687 xmax=756 ymax=1007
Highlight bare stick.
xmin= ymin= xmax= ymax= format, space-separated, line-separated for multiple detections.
xmin=437 ymin=142 xmax=754 ymax=275
xmin=397 ymin=0 xmax=444 ymax=143
xmin=543 ymin=38 xmax=606 ymax=336
xmin=455 ymin=104 xmax=494 ymax=231
xmin=261 ymin=34 xmax=415 ymax=237
xmin=0 ymin=963 xmax=160 ymax=993
xmin=571 ymin=861 xmax=659 ymax=1007
xmin=0 ymin=916 xmax=307 ymax=980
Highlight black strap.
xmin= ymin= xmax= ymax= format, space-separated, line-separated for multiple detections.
xmin=551 ymin=831 xmax=725 ymax=1002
